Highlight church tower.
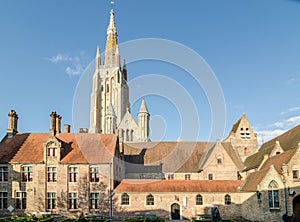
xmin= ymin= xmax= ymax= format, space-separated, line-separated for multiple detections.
xmin=90 ymin=9 xmax=150 ymax=142
xmin=90 ymin=9 xmax=130 ymax=134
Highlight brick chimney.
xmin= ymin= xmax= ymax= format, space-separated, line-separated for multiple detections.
xmin=64 ymin=124 xmax=71 ymax=133
xmin=7 ymin=110 xmax=18 ymax=137
xmin=56 ymin=115 xmax=62 ymax=134
xmin=50 ymin=112 xmax=57 ymax=136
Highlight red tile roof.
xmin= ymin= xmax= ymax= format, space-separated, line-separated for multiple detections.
xmin=115 ymin=179 xmax=243 ymax=193
xmin=0 ymin=133 xmax=117 ymax=163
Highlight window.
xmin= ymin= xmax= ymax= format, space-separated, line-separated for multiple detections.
xmin=69 ymin=167 xmax=78 ymax=182
xmin=225 ymin=194 xmax=231 ymax=205
xmin=0 ymin=167 xmax=8 ymax=182
xmin=121 ymin=193 xmax=129 ymax=205
xmin=240 ymin=128 xmax=245 ymax=139
xmin=268 ymin=181 xmax=279 ymax=209
xmin=208 ymin=173 xmax=213 ymax=180
xmin=196 ymin=194 xmax=203 ymax=205
xmin=246 ymin=128 xmax=251 ymax=139
xmin=167 ymin=174 xmax=174 ymax=180
xmin=107 ymin=84 xmax=109 ymax=93
xmin=293 ymin=170 xmax=299 ymax=179
xmin=69 ymin=192 xmax=78 ymax=209
xmin=21 ymin=166 xmax=33 ymax=182
xmin=48 ymin=147 xmax=57 ymax=156
xmin=47 ymin=192 xmax=56 ymax=210
xmin=0 ymin=192 xmax=7 ymax=209
xmin=90 ymin=192 xmax=99 ymax=209
xmin=90 ymin=167 xmax=99 ymax=182
xmin=217 ymin=158 xmax=222 ymax=164
xmin=47 ymin=167 xmax=57 ymax=182
xmin=146 ymin=194 xmax=154 ymax=205
xmin=185 ymin=174 xmax=191 ymax=180
xmin=244 ymin=147 xmax=248 ymax=156
xmin=16 ymin=192 xmax=26 ymax=209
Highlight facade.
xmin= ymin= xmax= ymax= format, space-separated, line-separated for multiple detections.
xmin=89 ymin=10 xmax=150 ymax=142
xmin=1 ymin=8 xmax=300 ymax=222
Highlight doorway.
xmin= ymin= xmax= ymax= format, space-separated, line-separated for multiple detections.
xmin=171 ymin=203 xmax=180 ymax=220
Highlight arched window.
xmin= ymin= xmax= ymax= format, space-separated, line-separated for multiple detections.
xmin=268 ymin=181 xmax=279 ymax=208
xmin=196 ymin=194 xmax=203 ymax=205
xmin=121 ymin=193 xmax=129 ymax=205
xmin=225 ymin=194 xmax=231 ymax=205
xmin=146 ymin=194 xmax=154 ymax=205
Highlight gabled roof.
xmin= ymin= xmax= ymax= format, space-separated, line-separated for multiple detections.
xmin=115 ymin=179 xmax=242 ymax=193
xmin=244 ymin=124 xmax=300 ymax=171
xmin=240 ymin=169 xmax=269 ymax=192
xmin=0 ymin=133 xmax=118 ymax=164
xmin=124 ymin=141 xmax=243 ymax=173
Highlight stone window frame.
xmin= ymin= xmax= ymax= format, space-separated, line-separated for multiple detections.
xmin=0 ymin=166 xmax=8 ymax=182
xmin=90 ymin=192 xmax=100 ymax=209
xmin=208 ymin=173 xmax=213 ymax=180
xmin=268 ymin=180 xmax=280 ymax=209
xmin=90 ymin=166 xmax=100 ymax=183
xmin=47 ymin=166 xmax=57 ymax=183
xmin=69 ymin=166 xmax=78 ymax=183
xmin=224 ymin=194 xmax=231 ymax=205
xmin=146 ymin=194 xmax=154 ymax=206
xmin=16 ymin=191 xmax=26 ymax=209
xmin=121 ymin=193 xmax=129 ymax=205
xmin=0 ymin=192 xmax=8 ymax=209
xmin=69 ymin=192 xmax=78 ymax=209
xmin=195 ymin=194 xmax=203 ymax=205
xmin=293 ymin=170 xmax=299 ymax=179
xmin=21 ymin=165 xmax=33 ymax=182
xmin=167 ymin=174 xmax=174 ymax=180
xmin=47 ymin=192 xmax=56 ymax=210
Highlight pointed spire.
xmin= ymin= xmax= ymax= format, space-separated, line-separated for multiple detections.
xmin=105 ymin=9 xmax=118 ymax=54
xmin=138 ymin=98 xmax=149 ymax=114
xmin=96 ymin=46 xmax=101 ymax=69
xmin=106 ymin=103 xmax=116 ymax=116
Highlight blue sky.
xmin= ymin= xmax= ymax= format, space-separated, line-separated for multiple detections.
xmin=0 ymin=0 xmax=299 ymax=144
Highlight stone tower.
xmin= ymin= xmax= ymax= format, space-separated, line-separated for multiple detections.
xmin=90 ymin=9 xmax=129 ymax=134
xmin=224 ymin=114 xmax=258 ymax=162
xmin=90 ymin=10 xmax=150 ymax=142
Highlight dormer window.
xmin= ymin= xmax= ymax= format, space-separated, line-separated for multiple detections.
xmin=48 ymin=147 xmax=57 ymax=156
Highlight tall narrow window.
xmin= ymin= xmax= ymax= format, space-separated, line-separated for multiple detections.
xmin=47 ymin=192 xmax=56 ymax=210
xmin=16 ymin=192 xmax=26 ymax=209
xmin=225 ymin=194 xmax=231 ymax=205
xmin=90 ymin=166 xmax=99 ymax=182
xmin=217 ymin=158 xmax=222 ymax=164
xmin=240 ymin=128 xmax=245 ymax=139
xmin=293 ymin=170 xmax=299 ymax=179
xmin=185 ymin=174 xmax=191 ymax=180
xmin=208 ymin=173 xmax=213 ymax=180
xmin=0 ymin=192 xmax=7 ymax=209
xmin=121 ymin=193 xmax=129 ymax=205
xmin=0 ymin=167 xmax=8 ymax=182
xmin=69 ymin=167 xmax=78 ymax=182
xmin=146 ymin=194 xmax=154 ymax=205
xmin=268 ymin=181 xmax=279 ymax=209
xmin=196 ymin=194 xmax=203 ymax=205
xmin=69 ymin=192 xmax=78 ymax=209
xmin=21 ymin=166 xmax=33 ymax=182
xmin=90 ymin=192 xmax=99 ymax=209
xmin=246 ymin=128 xmax=251 ymax=139
xmin=244 ymin=147 xmax=248 ymax=156
xmin=47 ymin=167 xmax=57 ymax=182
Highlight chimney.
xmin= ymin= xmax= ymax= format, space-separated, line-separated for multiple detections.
xmin=56 ymin=115 xmax=62 ymax=134
xmin=7 ymin=110 xmax=18 ymax=137
xmin=50 ymin=112 xmax=57 ymax=136
xmin=64 ymin=124 xmax=71 ymax=133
